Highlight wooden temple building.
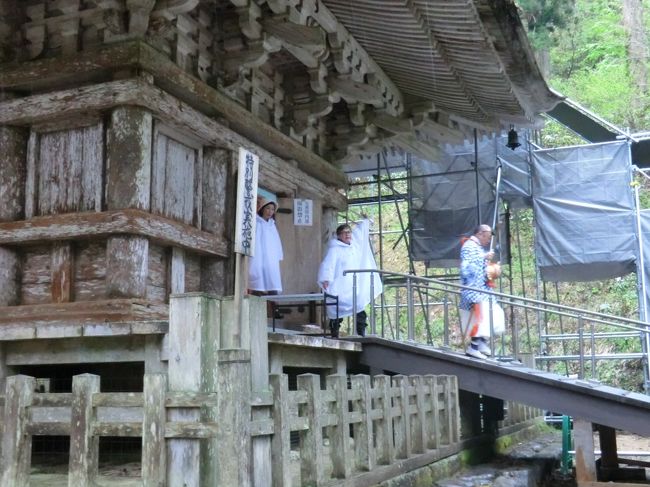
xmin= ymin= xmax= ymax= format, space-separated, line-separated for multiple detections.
xmin=0 ymin=0 xmax=561 ymax=485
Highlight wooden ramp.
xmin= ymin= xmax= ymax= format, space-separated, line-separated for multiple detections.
xmin=355 ymin=337 xmax=650 ymax=486
xmin=354 ymin=337 xmax=650 ymax=437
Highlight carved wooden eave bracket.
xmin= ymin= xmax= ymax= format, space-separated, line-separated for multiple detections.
xmin=0 ymin=41 xmax=348 ymax=195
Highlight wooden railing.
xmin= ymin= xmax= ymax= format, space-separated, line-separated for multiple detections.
xmin=0 ymin=373 xmax=223 ymax=487
xmin=0 ymin=371 xmax=462 ymax=487
xmin=270 ymin=372 xmax=461 ymax=487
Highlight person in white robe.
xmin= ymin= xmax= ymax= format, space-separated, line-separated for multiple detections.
xmin=248 ymin=197 xmax=283 ymax=296
xmin=318 ymin=217 xmax=383 ymax=338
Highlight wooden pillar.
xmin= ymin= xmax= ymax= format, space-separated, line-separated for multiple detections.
xmin=574 ymin=418 xmax=597 ymax=483
xmin=246 ymin=296 xmax=272 ymax=487
xmin=447 ymin=376 xmax=461 ymax=444
xmin=0 ymin=124 xmax=27 ymax=306
xmin=270 ymin=374 xmax=292 ymax=487
xmin=374 ymin=375 xmax=394 ymax=465
xmin=424 ymin=375 xmax=439 ymax=450
xmin=167 ymin=293 xmax=220 ymax=487
xmin=410 ymin=375 xmax=426 ymax=454
xmin=201 ymin=147 xmax=235 ymax=296
xmin=68 ymin=374 xmax=100 ymax=487
xmin=142 ymin=373 xmax=167 ymax=487
xmin=598 ymin=424 xmax=619 ymax=481
xmin=393 ymin=375 xmax=411 ymax=459
xmin=327 ymin=374 xmax=351 ymax=478
xmin=351 ymin=374 xmax=375 ymax=472
xmin=105 ymin=106 xmax=152 ymax=298
xmin=0 ymin=375 xmax=35 ymax=487
xmin=298 ymin=373 xmax=326 ymax=485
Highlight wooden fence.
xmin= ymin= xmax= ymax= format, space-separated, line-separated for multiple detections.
xmin=0 ymin=370 xmax=540 ymax=487
xmin=270 ymin=372 xmax=461 ymax=487
xmin=0 ymin=373 xmax=228 ymax=487
xmin=501 ymin=400 xmax=542 ymax=430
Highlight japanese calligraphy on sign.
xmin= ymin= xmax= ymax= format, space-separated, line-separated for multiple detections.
xmin=235 ymin=148 xmax=259 ymax=255
xmin=293 ymin=199 xmax=313 ymax=226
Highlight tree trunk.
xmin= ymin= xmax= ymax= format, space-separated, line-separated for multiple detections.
xmin=623 ymin=0 xmax=648 ymax=129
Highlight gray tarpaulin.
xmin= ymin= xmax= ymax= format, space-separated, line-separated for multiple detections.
xmin=410 ymin=141 xmax=496 ymax=267
xmin=532 ymin=141 xmax=637 ymax=282
xmin=410 ymin=136 xmax=528 ymax=267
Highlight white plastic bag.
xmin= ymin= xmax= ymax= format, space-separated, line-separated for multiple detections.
xmin=460 ymin=301 xmax=506 ymax=338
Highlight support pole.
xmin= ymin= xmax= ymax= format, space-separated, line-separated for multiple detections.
xmin=474 ymin=128 xmax=481 ymax=224
xmin=573 ymin=418 xmax=597 ymax=483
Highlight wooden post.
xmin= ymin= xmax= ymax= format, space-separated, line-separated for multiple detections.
xmin=444 ymin=376 xmax=460 ymax=444
xmin=298 ymin=373 xmax=325 ymax=485
xmin=351 ymin=374 xmax=375 ymax=472
xmin=574 ymin=418 xmax=597 ymax=483
xmin=0 ymin=247 xmax=19 ymax=306
xmin=393 ymin=375 xmax=411 ymax=459
xmin=51 ymin=242 xmax=73 ymax=303
xmin=410 ymin=375 xmax=425 ymax=454
xmin=270 ymin=374 xmax=292 ymax=487
xmin=0 ymin=375 xmax=35 ymax=487
xmin=167 ymin=293 xmax=220 ymax=487
xmin=247 ymin=297 xmax=272 ymax=487
xmin=201 ymin=147 xmax=235 ymax=296
xmin=105 ymin=106 xmax=152 ymax=298
xmin=327 ymin=374 xmax=351 ymax=478
xmin=598 ymin=424 xmax=619 ymax=474
xmin=424 ymin=375 xmax=439 ymax=450
xmin=68 ymin=374 xmax=100 ymax=487
xmin=0 ymin=124 xmax=27 ymax=306
xmin=106 ymin=236 xmax=149 ymax=298
xmin=0 ymin=125 xmax=27 ymax=221
xmin=106 ymin=106 xmax=152 ymax=210
xmin=142 ymin=373 xmax=167 ymax=487
xmin=374 ymin=374 xmax=394 ymax=465
xmin=215 ymin=347 xmax=253 ymax=486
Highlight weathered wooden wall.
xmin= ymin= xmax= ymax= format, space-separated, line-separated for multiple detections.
xmin=1 ymin=111 xmax=234 ymax=316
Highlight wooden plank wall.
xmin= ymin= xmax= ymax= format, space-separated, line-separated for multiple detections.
xmin=2 ymin=111 xmax=236 ymax=313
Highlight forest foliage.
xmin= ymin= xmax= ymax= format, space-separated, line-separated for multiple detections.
xmin=518 ymin=0 xmax=650 ymax=137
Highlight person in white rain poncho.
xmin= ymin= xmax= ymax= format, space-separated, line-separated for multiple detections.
xmin=318 ymin=217 xmax=383 ymax=338
xmin=248 ymin=197 xmax=283 ymax=298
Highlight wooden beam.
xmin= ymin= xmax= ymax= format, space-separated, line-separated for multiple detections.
xmin=0 ymin=209 xmax=228 ymax=257
xmin=0 ymin=299 xmax=168 ymax=329
xmin=262 ymin=17 xmax=324 ymax=48
xmin=5 ymin=335 xmax=154 ymax=364
xmin=574 ymin=418 xmax=597 ymax=483
xmin=329 ymin=77 xmax=383 ymax=106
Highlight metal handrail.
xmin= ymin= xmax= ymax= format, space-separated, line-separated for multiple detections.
xmin=344 ymin=268 xmax=650 ymax=334
xmin=343 ymin=268 xmax=650 ymax=390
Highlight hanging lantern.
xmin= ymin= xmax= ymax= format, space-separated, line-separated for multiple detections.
xmin=506 ymin=126 xmax=521 ymax=150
